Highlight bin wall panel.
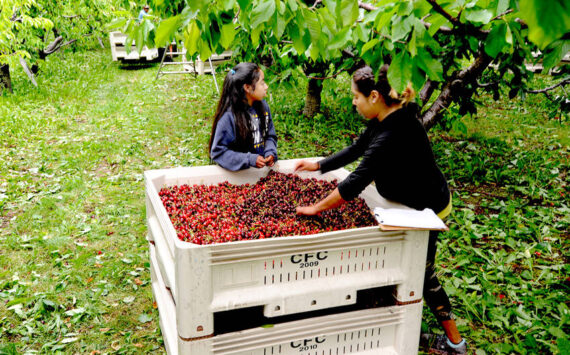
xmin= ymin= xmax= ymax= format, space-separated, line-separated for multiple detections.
xmin=150 ymin=243 xmax=422 ymax=355
xmin=145 ymin=159 xmax=428 ymax=339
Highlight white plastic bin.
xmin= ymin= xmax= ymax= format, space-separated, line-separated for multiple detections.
xmin=150 ymin=243 xmax=423 ymax=355
xmin=109 ymin=31 xmax=158 ymax=61
xmin=183 ymin=51 xmax=233 ymax=74
xmin=145 ymin=159 xmax=429 ymax=340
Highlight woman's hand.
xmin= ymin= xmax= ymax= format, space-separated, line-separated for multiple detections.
xmin=264 ymin=155 xmax=275 ymax=167
xmin=296 ymin=205 xmax=318 ymax=216
xmin=294 ymin=160 xmax=319 ymax=172
xmin=255 ymin=155 xmax=266 ymax=168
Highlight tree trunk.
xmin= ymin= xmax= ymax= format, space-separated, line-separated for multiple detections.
xmin=302 ymin=78 xmax=323 ymax=117
xmin=0 ymin=64 xmax=12 ymax=95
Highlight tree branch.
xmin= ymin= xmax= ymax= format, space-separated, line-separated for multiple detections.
xmin=476 ymin=80 xmax=499 ymax=88
xmin=19 ymin=57 xmax=37 ymax=87
xmin=358 ymin=1 xmax=376 ymax=11
xmin=421 ymin=49 xmax=493 ymax=129
xmin=526 ymin=78 xmax=570 ymax=94
xmin=491 ymin=9 xmax=514 ymax=22
xmin=310 ymin=0 xmax=322 ymax=10
xmin=425 ymin=0 xmax=461 ymax=28
xmin=420 ymin=79 xmax=438 ymax=105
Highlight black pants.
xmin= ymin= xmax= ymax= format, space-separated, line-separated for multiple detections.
xmin=423 ymin=230 xmax=453 ymax=322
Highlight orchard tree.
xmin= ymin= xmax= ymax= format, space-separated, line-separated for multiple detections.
xmin=0 ymin=0 xmax=131 ymax=94
xmin=119 ymin=0 xmax=569 ymax=127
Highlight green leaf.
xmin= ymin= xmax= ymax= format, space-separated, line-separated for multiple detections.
xmin=387 ymin=51 xmax=412 ymax=93
xmin=250 ymin=26 xmax=262 ymax=47
xmin=411 ymin=61 xmax=426 ymax=93
xmin=289 ymin=23 xmax=306 ymax=54
xmin=496 ymin=0 xmax=509 ymax=15
xmin=273 ymin=12 xmax=287 ymax=40
xmin=189 ymin=0 xmax=207 ymax=11
xmin=220 ymin=23 xmax=236 ymax=48
xmin=136 ymin=25 xmax=144 ymax=55
xmin=286 ymin=0 xmax=298 ymax=12
xmin=340 ymin=0 xmax=359 ymax=27
xmin=329 ymin=27 xmax=351 ymax=50
xmin=107 ymin=18 xmax=127 ymax=30
xmin=138 ymin=313 xmax=153 ymax=323
xmin=426 ymin=13 xmax=451 ymax=36
xmin=558 ymin=338 xmax=570 ymax=355
xmin=185 ymin=21 xmax=200 ymax=56
xmin=252 ymin=0 xmax=276 ymax=28
xmin=355 ymin=23 xmax=368 ymax=42
xmin=416 ymin=48 xmax=443 ymax=81
xmin=520 ymin=0 xmax=570 ymax=49
xmin=6 ymin=297 xmax=33 ymax=307
xmin=392 ymin=16 xmax=413 ymax=42
xmin=308 ymin=43 xmax=319 ymax=61
xmin=237 ymin=0 xmax=251 ymax=10
xmin=408 ymin=30 xmax=417 ymax=57
xmin=542 ymin=41 xmax=570 ymax=72
xmin=155 ymin=15 xmax=181 ymax=47
xmin=303 ymin=9 xmax=321 ymax=43
xmin=465 ymin=9 xmax=493 ymax=24
xmin=548 ymin=326 xmax=566 ymax=338
xmin=376 ymin=10 xmax=394 ymax=32
xmin=276 ymin=0 xmax=286 ymax=14
xmin=323 ymin=0 xmax=337 ymax=16
xmin=361 ymin=38 xmax=379 ymax=55
xmin=484 ymin=22 xmax=509 ymax=58
xmin=199 ymin=37 xmax=212 ymax=60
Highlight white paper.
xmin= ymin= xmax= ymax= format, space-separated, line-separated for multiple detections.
xmin=373 ymin=207 xmax=447 ymax=230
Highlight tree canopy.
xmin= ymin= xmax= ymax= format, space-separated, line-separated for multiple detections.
xmin=112 ymin=0 xmax=569 ymax=127
xmin=0 ymin=0 xmax=131 ymax=92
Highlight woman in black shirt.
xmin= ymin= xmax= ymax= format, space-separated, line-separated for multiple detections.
xmin=295 ymin=65 xmax=467 ymax=354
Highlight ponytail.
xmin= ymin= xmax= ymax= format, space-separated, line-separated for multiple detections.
xmin=353 ymin=65 xmax=416 ymax=106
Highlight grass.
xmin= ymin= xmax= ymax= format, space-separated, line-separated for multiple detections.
xmin=0 ymin=48 xmax=568 ymax=354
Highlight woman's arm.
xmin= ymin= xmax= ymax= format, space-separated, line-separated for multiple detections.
xmin=296 ymin=188 xmax=346 ymax=215
xmin=318 ymin=124 xmax=372 ymax=173
xmin=210 ymin=113 xmax=260 ymax=171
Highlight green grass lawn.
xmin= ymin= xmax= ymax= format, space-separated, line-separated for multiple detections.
xmin=0 ymin=49 xmax=568 ymax=354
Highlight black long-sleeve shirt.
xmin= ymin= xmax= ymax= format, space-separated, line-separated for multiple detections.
xmin=319 ymin=104 xmax=450 ymax=213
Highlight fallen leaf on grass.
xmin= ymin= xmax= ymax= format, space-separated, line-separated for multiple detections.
xmin=123 ymin=296 xmax=135 ymax=304
xmin=111 ymin=342 xmax=121 ymax=351
xmin=138 ymin=313 xmax=153 ymax=323
xmin=61 ymin=337 xmax=79 ymax=344
xmin=134 ymin=278 xmax=143 ymax=285
xmin=99 ymin=328 xmax=110 ymax=333
xmin=134 ymin=343 xmax=143 ymax=348
xmin=90 ymin=351 xmax=101 ymax=355
xmin=94 ymin=263 xmax=103 ymax=268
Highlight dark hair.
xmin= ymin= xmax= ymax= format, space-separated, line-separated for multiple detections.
xmin=352 ymin=65 xmax=415 ymax=106
xmin=208 ymin=62 xmax=267 ymax=154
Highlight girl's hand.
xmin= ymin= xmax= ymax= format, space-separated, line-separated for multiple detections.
xmin=294 ymin=160 xmax=319 ymax=172
xmin=255 ymin=155 xmax=266 ymax=168
xmin=296 ymin=206 xmax=318 ymax=216
xmin=264 ymin=155 xmax=275 ymax=167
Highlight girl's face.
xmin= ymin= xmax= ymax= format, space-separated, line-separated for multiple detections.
xmin=351 ymin=81 xmax=379 ymax=119
xmin=245 ymin=70 xmax=268 ymax=104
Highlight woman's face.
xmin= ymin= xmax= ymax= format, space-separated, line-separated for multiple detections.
xmin=351 ymin=81 xmax=378 ymax=119
xmin=245 ymin=70 xmax=268 ymax=104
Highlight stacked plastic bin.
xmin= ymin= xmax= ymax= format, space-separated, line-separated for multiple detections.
xmin=145 ymin=159 xmax=429 ymax=355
